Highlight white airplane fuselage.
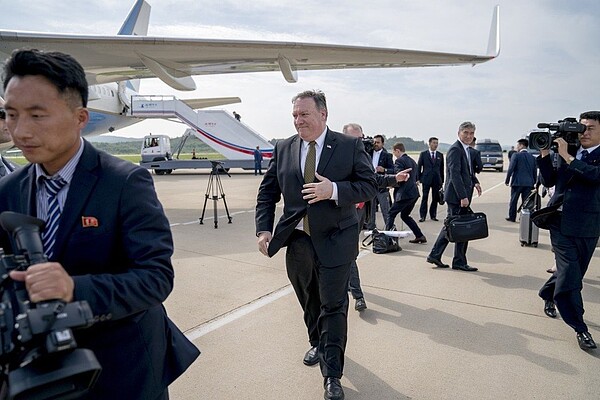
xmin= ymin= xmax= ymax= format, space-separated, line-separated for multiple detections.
xmin=84 ymin=82 xmax=140 ymax=136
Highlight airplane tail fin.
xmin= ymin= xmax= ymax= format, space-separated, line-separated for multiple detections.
xmin=486 ymin=5 xmax=500 ymax=58
xmin=118 ymin=0 xmax=151 ymax=92
xmin=118 ymin=0 xmax=151 ymax=36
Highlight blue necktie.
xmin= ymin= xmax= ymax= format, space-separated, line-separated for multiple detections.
xmin=581 ymin=149 xmax=589 ymax=161
xmin=42 ymin=177 xmax=67 ymax=258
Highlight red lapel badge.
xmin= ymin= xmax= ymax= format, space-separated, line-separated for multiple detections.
xmin=81 ymin=216 xmax=99 ymax=228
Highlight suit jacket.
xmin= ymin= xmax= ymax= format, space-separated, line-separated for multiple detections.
xmin=0 ymin=141 xmax=199 ymax=399
xmin=393 ymin=154 xmax=420 ymax=202
xmin=444 ymin=140 xmax=479 ymax=205
xmin=505 ymin=150 xmax=537 ymax=187
xmin=538 ymin=147 xmax=600 ymax=237
xmin=469 ymin=147 xmax=483 ymax=174
xmin=255 ymin=128 xmax=377 ymax=267
xmin=373 ymin=148 xmax=394 ymax=193
xmin=416 ymin=150 xmax=444 ymax=187
xmin=0 ymin=155 xmax=18 ymax=177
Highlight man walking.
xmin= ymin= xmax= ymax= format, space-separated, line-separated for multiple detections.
xmin=538 ymin=111 xmax=600 ymax=351
xmin=256 ymin=90 xmax=376 ymax=400
xmin=385 ymin=143 xmax=426 ymax=244
xmin=427 ymin=121 xmax=482 ymax=271
xmin=505 ymin=138 xmax=537 ymax=222
xmin=417 ymin=137 xmax=444 ymax=222
xmin=253 ymin=145 xmax=264 ymax=175
xmin=367 ymin=134 xmax=394 ymax=229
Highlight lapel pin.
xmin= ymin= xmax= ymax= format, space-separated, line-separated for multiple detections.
xmin=82 ymin=216 xmax=99 ymax=228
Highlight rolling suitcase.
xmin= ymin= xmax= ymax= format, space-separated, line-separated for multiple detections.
xmin=519 ymin=208 xmax=539 ymax=247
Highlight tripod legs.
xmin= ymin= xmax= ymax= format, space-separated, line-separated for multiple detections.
xmin=199 ymin=169 xmax=232 ymax=228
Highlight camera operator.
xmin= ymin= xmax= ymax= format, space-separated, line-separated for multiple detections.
xmin=537 ymin=111 xmax=600 ymax=351
xmin=0 ymin=49 xmax=199 ymax=398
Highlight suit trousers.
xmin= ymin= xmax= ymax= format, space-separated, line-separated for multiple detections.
xmin=385 ymin=198 xmax=424 ymax=238
xmin=419 ymin=182 xmax=440 ymax=219
xmin=348 ymin=260 xmax=364 ymax=299
xmin=428 ymin=202 xmax=469 ymax=267
xmin=508 ymin=186 xmax=532 ymax=220
xmin=367 ymin=190 xmax=391 ymax=229
xmin=285 ymin=230 xmax=351 ymax=378
xmin=538 ymin=221 xmax=598 ymax=333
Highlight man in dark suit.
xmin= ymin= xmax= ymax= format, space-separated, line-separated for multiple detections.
xmin=504 ymin=138 xmax=537 ymax=222
xmin=256 ymin=90 xmax=376 ymax=400
xmin=538 ymin=111 xmax=600 ymax=351
xmin=470 ymin=138 xmax=483 ymax=174
xmin=366 ymin=134 xmax=394 ymax=229
xmin=0 ymin=100 xmax=19 ymax=178
xmin=427 ymin=121 xmax=481 ymax=271
xmin=0 ymin=49 xmax=199 ymax=399
xmin=417 ymin=137 xmax=444 ymax=222
xmin=386 ymin=142 xmax=426 ymax=243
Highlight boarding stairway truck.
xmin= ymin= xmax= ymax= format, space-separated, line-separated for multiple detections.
xmin=130 ymin=95 xmax=273 ymax=173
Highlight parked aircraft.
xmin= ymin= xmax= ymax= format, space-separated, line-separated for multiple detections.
xmin=0 ymin=1 xmax=499 ymax=149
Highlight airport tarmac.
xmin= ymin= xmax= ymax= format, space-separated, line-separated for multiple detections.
xmin=154 ymin=165 xmax=599 ymax=400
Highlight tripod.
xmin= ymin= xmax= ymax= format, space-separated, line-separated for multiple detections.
xmin=199 ymin=161 xmax=232 ymax=228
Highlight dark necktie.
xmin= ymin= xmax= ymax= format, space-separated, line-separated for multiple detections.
xmin=581 ymin=149 xmax=589 ymax=161
xmin=303 ymin=141 xmax=316 ymax=235
xmin=41 ymin=177 xmax=68 ymax=258
xmin=431 ymin=152 xmax=435 ymax=163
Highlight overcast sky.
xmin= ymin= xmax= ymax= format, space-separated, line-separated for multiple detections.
xmin=1 ymin=0 xmax=598 ymax=146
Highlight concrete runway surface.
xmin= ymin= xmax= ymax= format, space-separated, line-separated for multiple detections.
xmin=154 ymin=165 xmax=599 ymax=400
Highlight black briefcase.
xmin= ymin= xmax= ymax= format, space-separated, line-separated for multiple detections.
xmin=445 ymin=208 xmax=488 ymax=243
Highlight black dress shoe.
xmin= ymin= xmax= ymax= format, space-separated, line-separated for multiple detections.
xmin=431 ymin=217 xmax=439 ymax=221
xmin=355 ymin=297 xmax=367 ymax=311
xmin=452 ymin=264 xmax=478 ymax=272
xmin=577 ymin=331 xmax=597 ymax=350
xmin=303 ymin=346 xmax=319 ymax=366
xmin=505 ymin=217 xmax=516 ymax=222
xmin=409 ymin=236 xmax=427 ymax=244
xmin=544 ymin=300 xmax=557 ymax=318
xmin=426 ymin=256 xmax=449 ymax=268
xmin=324 ymin=377 xmax=344 ymax=400
xmin=418 ymin=218 xmax=425 ymax=222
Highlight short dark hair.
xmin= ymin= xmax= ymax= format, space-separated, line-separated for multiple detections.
xmin=428 ymin=137 xmax=438 ymax=143
xmin=292 ymin=90 xmax=327 ymax=114
xmin=517 ymin=138 xmax=528 ymax=147
xmin=580 ymin=111 xmax=600 ymax=123
xmin=374 ymin=134 xmax=385 ymax=143
xmin=393 ymin=142 xmax=405 ymax=152
xmin=2 ymin=49 xmax=88 ymax=107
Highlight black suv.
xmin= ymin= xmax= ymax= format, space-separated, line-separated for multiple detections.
xmin=475 ymin=139 xmax=504 ymax=172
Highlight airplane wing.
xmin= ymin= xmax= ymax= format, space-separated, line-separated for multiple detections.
xmin=182 ymin=97 xmax=241 ymax=109
xmin=0 ymin=6 xmax=499 ymax=91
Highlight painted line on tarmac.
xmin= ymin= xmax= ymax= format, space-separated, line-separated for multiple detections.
xmin=184 ymin=246 xmax=372 ymax=341
xmin=170 ymin=210 xmax=248 ymax=227
xmin=481 ymin=180 xmax=505 ymax=196
xmin=185 ymin=285 xmax=294 ymax=341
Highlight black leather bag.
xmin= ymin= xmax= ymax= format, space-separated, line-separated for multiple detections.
xmin=362 ymin=229 xmax=400 ymax=254
xmin=531 ymin=203 xmax=561 ymax=230
xmin=438 ymin=188 xmax=445 ymax=205
xmin=444 ymin=207 xmax=488 ymax=243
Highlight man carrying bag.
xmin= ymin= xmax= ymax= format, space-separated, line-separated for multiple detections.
xmin=427 ymin=121 xmax=482 ymax=271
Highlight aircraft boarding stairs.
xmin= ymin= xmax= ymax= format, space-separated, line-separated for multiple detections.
xmin=130 ymin=95 xmax=273 ymax=160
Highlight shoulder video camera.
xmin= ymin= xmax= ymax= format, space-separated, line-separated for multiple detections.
xmin=529 ymin=117 xmax=586 ymax=151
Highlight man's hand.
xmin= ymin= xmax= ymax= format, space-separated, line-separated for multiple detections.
xmin=9 ymin=262 xmax=74 ymax=303
xmin=302 ymin=172 xmax=333 ymax=204
xmin=395 ymin=168 xmax=412 ymax=182
xmin=475 ymin=183 xmax=482 ymax=196
xmin=460 ymin=198 xmax=470 ymax=207
xmin=554 ymin=138 xmax=570 ymax=162
xmin=375 ymin=166 xmax=385 ymax=173
xmin=257 ymin=232 xmax=272 ymax=256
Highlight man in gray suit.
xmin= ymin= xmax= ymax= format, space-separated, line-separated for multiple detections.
xmin=427 ymin=121 xmax=481 ymax=271
xmin=256 ymin=90 xmax=376 ymax=400
xmin=505 ymin=138 xmax=537 ymax=221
